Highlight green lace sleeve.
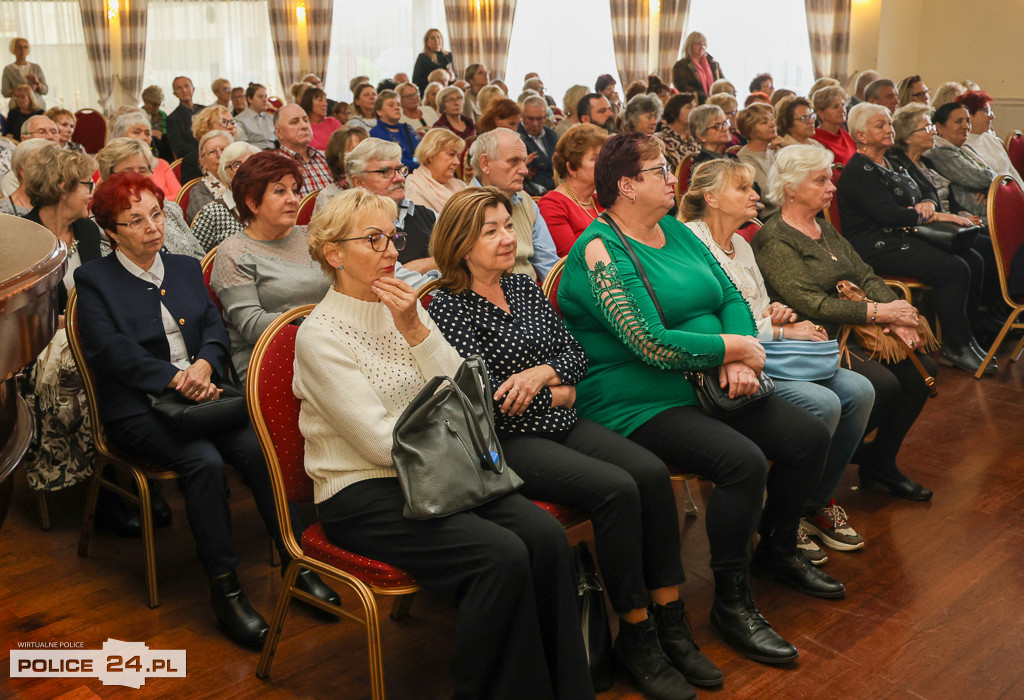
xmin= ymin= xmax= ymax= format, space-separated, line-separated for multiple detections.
xmin=587 ymin=260 xmax=723 ymax=371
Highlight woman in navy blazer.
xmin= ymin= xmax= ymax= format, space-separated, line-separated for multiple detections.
xmin=74 ymin=172 xmax=337 ymax=649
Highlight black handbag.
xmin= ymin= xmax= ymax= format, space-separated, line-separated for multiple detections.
xmin=572 ymin=542 xmax=614 ymax=692
xmin=148 ymin=382 xmax=249 ymax=437
xmin=599 ymin=213 xmax=774 ymax=418
xmin=908 ymin=221 xmax=983 ymax=254
xmin=392 ymin=356 xmax=523 ymax=520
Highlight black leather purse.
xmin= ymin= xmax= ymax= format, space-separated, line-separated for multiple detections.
xmin=572 ymin=542 xmax=614 ymax=692
xmin=148 ymin=382 xmax=249 ymax=437
xmin=599 ymin=213 xmax=774 ymax=419
xmin=908 ymin=221 xmax=983 ymax=254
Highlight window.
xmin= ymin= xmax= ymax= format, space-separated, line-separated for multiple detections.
xmin=143 ymin=0 xmax=281 ymax=107
xmin=683 ymin=0 xmax=815 ymax=98
xmin=504 ymin=0 xmax=619 ymax=109
xmin=328 ymin=0 xmax=447 ymax=101
xmin=0 ymin=0 xmax=98 ymax=110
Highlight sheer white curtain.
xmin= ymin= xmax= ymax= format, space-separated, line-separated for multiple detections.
xmin=683 ymin=0 xmax=816 ymax=98
xmin=504 ymin=0 xmax=619 ymax=105
xmin=143 ymin=0 xmax=281 ymax=107
xmin=327 ymin=0 xmax=447 ymax=102
xmin=0 ymin=0 xmax=98 ymax=110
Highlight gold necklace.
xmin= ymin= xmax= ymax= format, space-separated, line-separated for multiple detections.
xmin=815 ymin=228 xmax=838 ymax=261
xmin=562 ymin=181 xmax=597 ymax=220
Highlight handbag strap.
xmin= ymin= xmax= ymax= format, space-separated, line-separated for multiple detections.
xmin=599 ymin=212 xmax=667 ymax=325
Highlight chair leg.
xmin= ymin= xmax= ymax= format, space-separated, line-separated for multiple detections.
xmin=257 ymin=560 xmax=301 ymax=679
xmin=975 ymin=308 xmax=1021 ymax=379
xmin=36 ymin=491 xmax=50 ymax=530
xmin=681 ymin=480 xmax=699 ymax=518
xmin=358 ymin=588 xmax=387 ymax=700
xmin=130 ymin=468 xmax=160 ymax=608
xmin=390 ymin=593 xmax=416 ymax=620
xmin=77 ymin=460 xmax=104 ymax=557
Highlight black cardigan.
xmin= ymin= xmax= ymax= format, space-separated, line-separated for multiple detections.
xmin=23 ymin=208 xmax=103 ymax=313
xmin=836 ymin=153 xmax=925 ymax=249
xmin=412 ymin=51 xmax=454 ymax=95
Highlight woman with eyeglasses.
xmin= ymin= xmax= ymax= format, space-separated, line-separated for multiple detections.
xmin=295 ymin=187 xmax=593 ymax=700
xmin=689 ymin=104 xmax=738 ymax=169
xmin=774 ymin=96 xmax=822 ymax=149
xmin=209 ymin=151 xmax=332 ymax=382
xmin=810 ymin=86 xmax=856 ymax=165
xmin=190 ymin=141 xmax=260 ymax=252
xmin=97 ymin=137 xmax=204 ymax=259
xmin=959 ymin=90 xmax=1024 ymax=190
xmin=110 ymin=110 xmax=183 ymax=200
xmin=896 ymin=75 xmax=930 ymax=109
xmin=557 ymin=133 xmax=840 ymax=669
xmin=184 ymin=130 xmax=235 ymax=223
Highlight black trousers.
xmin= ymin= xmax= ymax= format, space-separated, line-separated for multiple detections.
xmin=847 ymin=346 xmax=937 ymax=477
xmin=502 ymin=419 xmax=685 ymax=615
xmin=855 ymin=236 xmax=973 ymax=345
xmin=105 ymin=411 xmax=286 ymax=580
xmin=629 ymin=395 xmax=831 ymax=574
xmin=319 ymin=478 xmax=593 ymax=700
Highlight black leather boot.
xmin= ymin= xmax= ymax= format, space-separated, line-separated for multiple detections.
xmin=650 ymin=600 xmax=723 ymax=687
xmin=148 ymin=481 xmax=173 ymax=528
xmin=709 ymin=571 xmax=798 ymax=665
xmin=859 ymin=465 xmax=933 ymax=501
xmin=94 ymin=487 xmax=142 ymax=538
xmin=752 ymin=526 xmax=846 ymax=599
xmin=614 ymin=617 xmax=696 ymax=700
xmin=209 ymin=571 xmax=269 ymax=649
xmin=940 ymin=343 xmax=991 ymax=374
xmin=280 ymin=553 xmax=341 ymax=609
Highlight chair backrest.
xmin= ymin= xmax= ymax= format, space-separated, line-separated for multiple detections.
xmin=247 ymin=305 xmax=317 ymax=505
xmin=417 ymin=279 xmax=441 ymax=309
xmin=1005 ymin=130 xmax=1024 ymax=179
xmin=200 ymin=246 xmax=223 ymax=314
xmin=736 ymin=218 xmax=763 ymax=243
xmin=169 ymin=158 xmax=182 ymax=182
xmin=541 ymin=255 xmax=567 ymax=316
xmin=674 ymin=156 xmax=693 ymax=206
xmin=267 ymin=96 xmax=284 ymax=113
xmin=296 ymin=189 xmax=320 ymax=226
xmin=986 ymin=174 xmax=1024 ymax=305
xmin=72 ymin=109 xmax=107 ymax=154
xmin=824 ymin=163 xmax=844 ymax=234
xmin=725 ymin=144 xmax=742 ymax=155
xmin=176 ymin=177 xmax=203 ymax=222
xmin=65 ymin=289 xmax=114 ymax=458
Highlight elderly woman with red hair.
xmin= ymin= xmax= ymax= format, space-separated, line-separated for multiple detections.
xmin=959 ymin=90 xmax=1024 ymax=189
xmin=209 ymin=151 xmax=332 ymax=381
xmin=74 ymin=172 xmax=337 ymax=650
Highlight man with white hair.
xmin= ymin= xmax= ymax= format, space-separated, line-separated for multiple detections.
xmin=470 ymin=128 xmax=559 ymax=281
xmin=274 ymin=104 xmax=332 ymax=196
xmin=0 ymin=115 xmax=59 ymax=195
xmin=347 ymin=137 xmax=437 ymax=275
xmin=518 ymin=95 xmax=559 ymax=195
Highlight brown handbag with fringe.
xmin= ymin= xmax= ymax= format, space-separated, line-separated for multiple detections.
xmin=835 ymin=280 xmax=939 ymax=396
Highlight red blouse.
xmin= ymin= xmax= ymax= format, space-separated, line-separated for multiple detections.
xmin=538 ymin=189 xmax=604 ymax=257
xmin=813 ymin=127 xmax=857 ymax=166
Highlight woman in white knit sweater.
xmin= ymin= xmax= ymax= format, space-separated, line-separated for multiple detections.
xmin=294 ymin=188 xmax=593 ymax=700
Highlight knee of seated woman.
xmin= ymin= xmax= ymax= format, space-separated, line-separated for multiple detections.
xmin=773 ymin=379 xmax=843 ymax=434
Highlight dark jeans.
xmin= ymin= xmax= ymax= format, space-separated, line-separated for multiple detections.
xmin=105 ymin=411 xmax=285 ymax=580
xmin=847 ymin=346 xmax=937 ymax=477
xmin=855 ymin=236 xmax=973 ymax=345
xmin=319 ymin=478 xmax=593 ymax=700
xmin=502 ymin=419 xmax=685 ymax=615
xmin=629 ymin=395 xmax=831 ymax=574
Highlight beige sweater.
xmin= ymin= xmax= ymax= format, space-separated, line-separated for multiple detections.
xmin=293 ymin=287 xmax=463 ymax=503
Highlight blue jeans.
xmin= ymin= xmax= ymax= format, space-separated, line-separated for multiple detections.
xmin=773 ymin=368 xmax=875 ymax=505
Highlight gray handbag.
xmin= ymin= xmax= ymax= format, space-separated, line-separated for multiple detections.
xmin=392 ymin=356 xmax=523 ymax=520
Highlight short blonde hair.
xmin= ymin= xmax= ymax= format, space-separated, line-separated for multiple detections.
xmin=932 ymin=82 xmax=966 ymax=109
xmin=476 ymin=84 xmax=505 ymax=115
xmin=553 ymin=123 xmax=608 ymax=178
xmin=680 ymin=158 xmax=755 ymax=222
xmin=414 ymin=128 xmax=466 ymax=167
xmin=562 ymin=84 xmax=589 ymax=118
xmin=9 ymin=37 xmax=28 ymax=55
xmin=307 ymin=188 xmax=398 ymax=277
xmin=430 ymin=187 xmax=514 ymax=294
xmin=811 ymin=85 xmax=847 ymax=113
xmin=810 ymin=77 xmax=841 ymax=97
xmin=707 ymin=93 xmax=737 ymax=114
xmin=710 ymin=79 xmax=735 ymax=96
xmin=735 ymin=103 xmax=774 ymax=140
xmin=682 ymin=31 xmax=707 ymax=59
xmin=211 ymin=78 xmax=230 ymax=94
xmin=23 ymin=145 xmax=96 ymax=209
xmin=191 ymin=105 xmax=231 ymax=141
xmin=96 ymin=137 xmax=157 ymax=180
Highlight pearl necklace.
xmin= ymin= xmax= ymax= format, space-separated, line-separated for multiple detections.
xmin=563 ymin=181 xmax=597 ymax=220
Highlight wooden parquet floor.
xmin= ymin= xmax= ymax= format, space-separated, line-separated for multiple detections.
xmin=3 ymin=348 xmax=1024 ymax=699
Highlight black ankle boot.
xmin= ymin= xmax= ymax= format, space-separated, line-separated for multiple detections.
xmin=94 ymin=487 xmax=142 ymax=538
xmin=752 ymin=525 xmax=845 ymax=599
xmin=649 ymin=600 xmax=723 ymax=687
xmin=280 ymin=553 xmax=341 ymax=609
xmin=709 ymin=571 xmax=798 ymax=665
xmin=209 ymin=571 xmax=269 ymax=649
xmin=148 ymin=481 xmax=173 ymax=528
xmin=614 ymin=617 xmax=696 ymax=700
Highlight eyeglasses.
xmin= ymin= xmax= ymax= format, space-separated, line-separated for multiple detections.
xmin=219 ymin=118 xmax=236 ymax=127
xmin=911 ymin=89 xmax=931 ymax=99
xmin=337 ymin=231 xmax=407 ymax=252
xmin=637 ymin=164 xmax=671 ymax=180
xmin=203 ymin=146 xmax=227 ymax=158
xmin=796 ymin=112 xmax=817 ymax=123
xmin=116 ymin=210 xmax=166 ymax=233
xmin=29 ymin=127 xmax=60 ymax=137
xmin=912 ymin=124 xmax=937 ymax=134
xmin=115 ymin=165 xmax=153 ymax=176
xmin=227 ymin=160 xmax=244 ymax=171
xmin=359 ymin=165 xmax=409 ymax=179
xmin=79 ymin=180 xmax=95 ymax=193
xmin=706 ymin=119 xmax=732 ymax=132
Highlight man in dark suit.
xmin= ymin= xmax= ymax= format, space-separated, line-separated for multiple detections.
xmin=518 ymin=95 xmax=559 ymax=195
xmin=164 ymin=75 xmax=205 ymax=159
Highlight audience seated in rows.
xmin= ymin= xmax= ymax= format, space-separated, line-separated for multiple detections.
xmin=957 ymin=90 xmax=1024 ymax=189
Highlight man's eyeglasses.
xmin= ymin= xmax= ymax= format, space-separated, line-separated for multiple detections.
xmin=29 ymin=127 xmax=60 ymax=137
xmin=637 ymin=164 xmax=671 ymax=180
xmin=359 ymin=165 xmax=409 ymax=179
xmin=116 ymin=210 xmax=166 ymax=233
xmin=337 ymin=231 xmax=407 ymax=252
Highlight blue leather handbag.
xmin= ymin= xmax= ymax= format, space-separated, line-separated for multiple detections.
xmin=763 ymin=339 xmax=840 ymax=382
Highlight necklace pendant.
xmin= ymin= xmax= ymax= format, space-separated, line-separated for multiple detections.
xmin=830 ymin=254 xmax=838 ymax=261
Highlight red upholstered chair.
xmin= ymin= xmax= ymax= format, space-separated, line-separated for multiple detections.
xmin=1005 ymin=130 xmax=1024 ymax=180
xmin=72 ymin=109 xmax=107 ymax=154
xmin=976 ymin=175 xmax=1024 ymax=377
xmin=296 ymin=189 xmax=320 ymax=226
xmin=736 ymin=218 xmax=763 ymax=243
xmin=199 ymin=247 xmax=223 ymax=315
xmin=66 ymin=289 xmax=179 ymax=608
xmin=542 ymin=256 xmax=567 ymax=316
xmin=175 ymin=177 xmax=203 ymax=224
xmin=169 ymin=158 xmax=182 ymax=182
xmin=823 ymin=163 xmax=844 ymax=235
xmin=248 ymin=307 xmax=418 ymax=695
xmin=416 ymin=278 xmax=441 ymax=309
xmin=674 ymin=156 xmax=693 ymax=206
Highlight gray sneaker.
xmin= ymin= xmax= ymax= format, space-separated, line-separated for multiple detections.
xmin=797 ymin=525 xmax=828 ymax=566
xmin=803 ymin=500 xmax=865 ymax=551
